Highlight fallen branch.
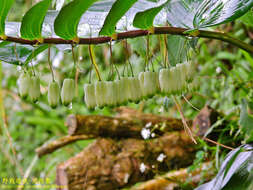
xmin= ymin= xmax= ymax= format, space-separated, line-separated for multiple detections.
xmin=130 ymin=162 xmax=215 ymax=190
xmin=56 ymin=131 xmax=196 ymax=190
xmin=66 ymin=113 xmax=187 ymax=137
xmin=37 ymin=108 xmax=188 ymax=157
xmin=36 ymin=135 xmax=93 ymax=157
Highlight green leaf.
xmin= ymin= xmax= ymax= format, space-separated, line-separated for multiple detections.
xmin=223 ymin=148 xmax=243 ymax=179
xmin=0 ymin=42 xmax=47 ymax=65
xmin=54 ymin=0 xmax=97 ymax=40
xmin=24 ymin=44 xmax=49 ymax=65
xmin=20 ymin=0 xmax=52 ymax=40
xmin=239 ymin=99 xmax=253 ymax=134
xmin=0 ymin=0 xmax=14 ymax=36
xmin=222 ymin=160 xmax=253 ymax=190
xmin=133 ymin=2 xmax=167 ymax=29
xmin=240 ymin=10 xmax=253 ymax=27
xmin=195 ymin=144 xmax=253 ymax=190
xmin=193 ymin=0 xmax=253 ymax=28
xmin=99 ymin=0 xmax=138 ymax=36
xmin=0 ymin=42 xmax=31 ymax=65
xmin=240 ymin=50 xmax=253 ymax=71
xmin=167 ymin=35 xmax=189 ymax=66
xmin=164 ymin=0 xmax=253 ymax=29
xmin=165 ymin=0 xmax=200 ymax=28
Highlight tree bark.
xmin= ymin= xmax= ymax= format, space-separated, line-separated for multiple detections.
xmin=56 ymin=131 xmax=196 ymax=190
xmin=66 ymin=112 xmax=189 ymax=138
xmin=54 ymin=106 xmax=235 ymax=190
xmin=36 ymin=108 xmax=191 ymax=157
xmin=35 ymin=135 xmax=94 ymax=157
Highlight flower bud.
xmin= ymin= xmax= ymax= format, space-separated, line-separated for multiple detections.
xmin=159 ymin=68 xmax=174 ymax=95
xmin=61 ymin=78 xmax=75 ymax=106
xmin=112 ymin=82 xmax=119 ymax=106
xmin=159 ymin=69 xmax=168 ymax=94
xmin=84 ymin=83 xmax=96 ymax=110
xmin=174 ymin=65 xmax=183 ymax=94
xmin=185 ymin=62 xmax=195 ymax=82
xmin=138 ymin=72 xmax=145 ymax=98
xmin=178 ymin=63 xmax=187 ymax=91
xmin=105 ymin=81 xmax=117 ymax=107
xmin=29 ymin=76 xmax=40 ymax=103
xmin=115 ymin=77 xmax=129 ymax=105
xmin=169 ymin=67 xmax=178 ymax=94
xmin=120 ymin=77 xmax=131 ymax=103
xmin=48 ymin=81 xmax=60 ymax=108
xmin=143 ymin=71 xmax=159 ymax=98
xmin=95 ymin=81 xmax=107 ymax=108
xmin=18 ymin=73 xmax=31 ymax=99
xmin=128 ymin=77 xmax=142 ymax=103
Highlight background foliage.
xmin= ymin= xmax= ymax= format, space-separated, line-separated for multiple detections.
xmin=0 ymin=0 xmax=253 ymax=190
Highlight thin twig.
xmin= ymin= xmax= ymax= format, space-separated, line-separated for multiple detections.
xmin=48 ymin=45 xmax=55 ymax=81
xmin=88 ymin=45 xmax=102 ymax=81
xmin=110 ymin=40 xmax=120 ymax=80
xmin=36 ymin=135 xmax=93 ymax=157
xmin=71 ymin=45 xmax=80 ymax=96
xmin=158 ymin=35 xmax=166 ymax=68
xmin=182 ymin=95 xmax=200 ymax=111
xmin=17 ymin=155 xmax=38 ymax=190
xmin=203 ymin=137 xmax=234 ymax=150
xmin=163 ymin=34 xmax=169 ymax=67
xmin=124 ymin=39 xmax=134 ymax=77
xmin=173 ymin=96 xmax=197 ymax=144
xmin=174 ymin=96 xmax=233 ymax=150
xmin=146 ymin=34 xmax=150 ymax=71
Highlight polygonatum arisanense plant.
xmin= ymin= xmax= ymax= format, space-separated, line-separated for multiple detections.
xmin=0 ymin=0 xmax=253 ymax=110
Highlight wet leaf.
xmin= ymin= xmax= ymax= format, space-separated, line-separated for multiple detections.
xmin=195 ymin=144 xmax=253 ymax=190
xmin=54 ymin=0 xmax=98 ymax=40
xmin=0 ymin=0 xmax=14 ymax=36
xmin=99 ymin=0 xmax=138 ymax=36
xmin=20 ymin=0 xmax=52 ymax=40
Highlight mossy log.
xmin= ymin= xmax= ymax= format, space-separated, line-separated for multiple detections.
xmin=36 ymin=135 xmax=93 ymax=157
xmin=37 ymin=109 xmax=190 ymax=157
xmin=66 ymin=113 xmax=189 ymax=138
xmin=56 ymin=131 xmax=196 ymax=190
xmin=54 ymin=106 xmax=233 ymax=190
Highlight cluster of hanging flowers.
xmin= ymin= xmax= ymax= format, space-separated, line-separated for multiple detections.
xmin=18 ymin=72 xmax=75 ymax=108
xmin=84 ymin=62 xmax=200 ymax=110
xmin=17 ymin=41 xmax=200 ymax=110
xmin=17 ymin=61 xmax=200 ymax=109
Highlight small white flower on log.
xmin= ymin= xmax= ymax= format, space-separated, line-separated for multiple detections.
xmin=145 ymin=122 xmax=152 ymax=128
xmin=140 ymin=163 xmax=146 ymax=173
xmin=157 ymin=153 xmax=166 ymax=162
xmin=141 ymin=128 xmax=151 ymax=139
xmin=124 ymin=173 xmax=130 ymax=183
